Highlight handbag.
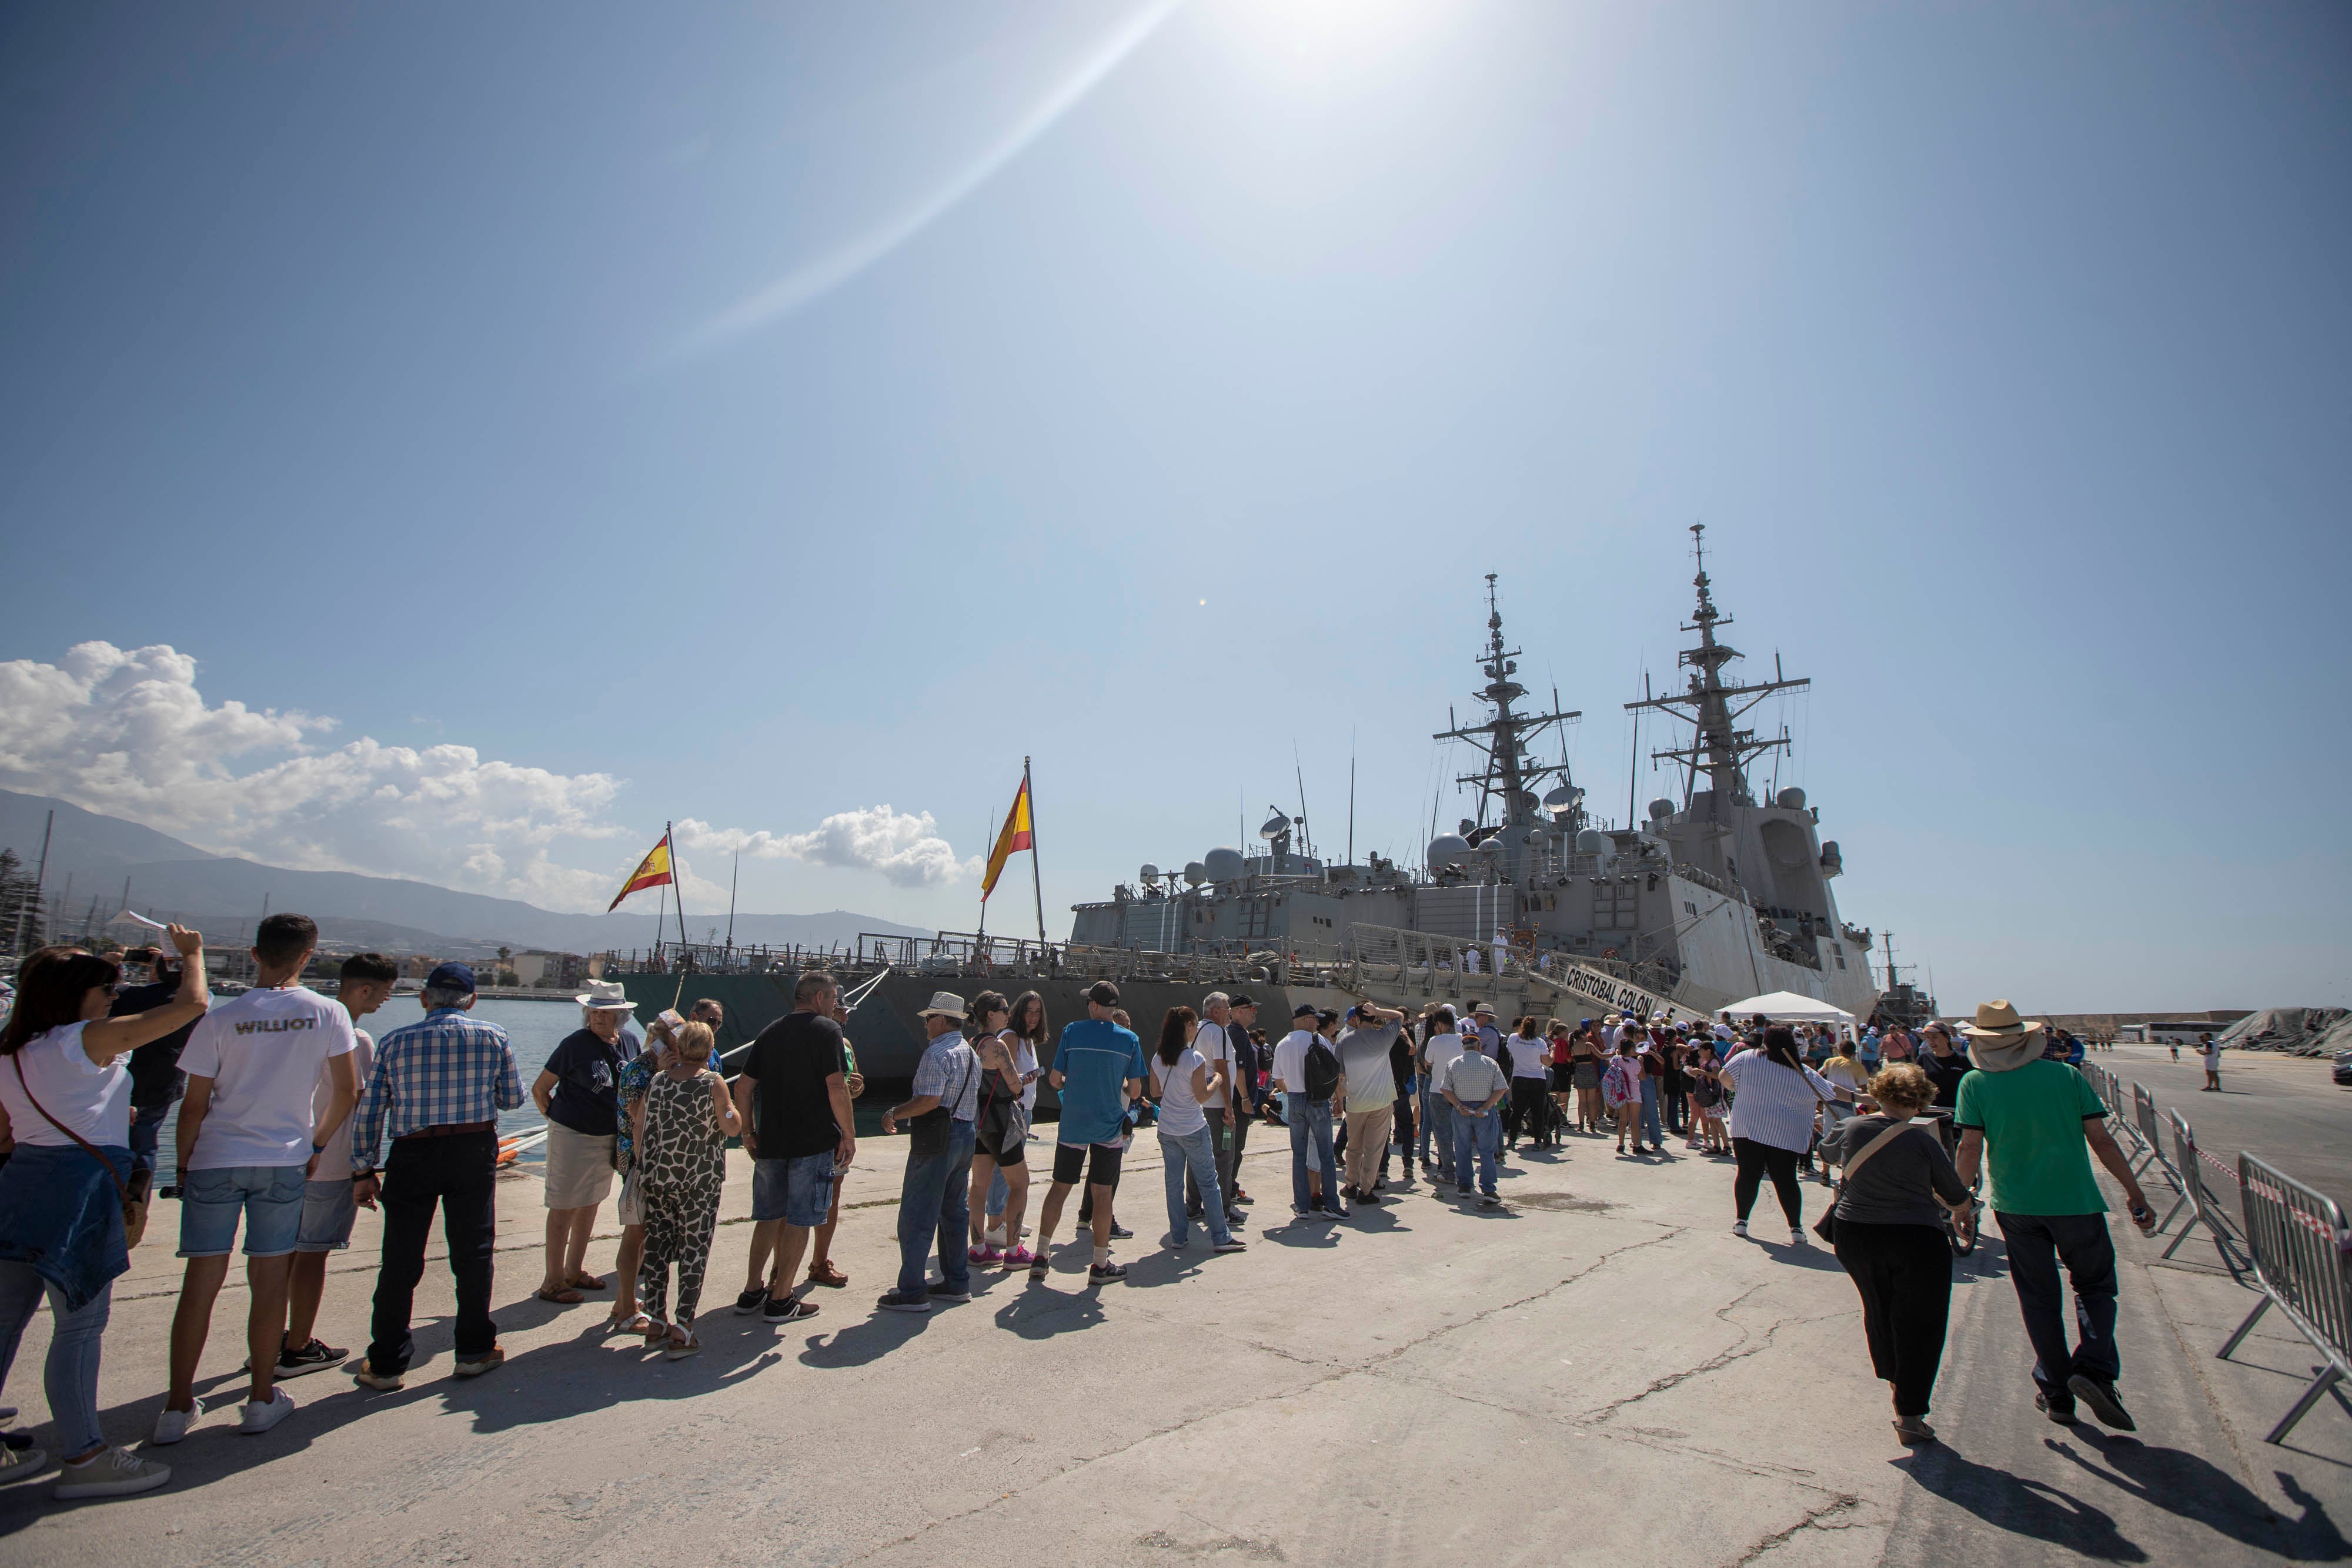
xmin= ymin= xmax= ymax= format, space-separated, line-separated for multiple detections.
xmin=974 ymin=1054 xmax=1029 ymax=1161
xmin=1811 ymin=1119 xmax=1915 ymax=1245
xmin=12 ymin=1055 xmax=149 ymax=1248
xmin=908 ymin=1055 xmax=976 ymax=1161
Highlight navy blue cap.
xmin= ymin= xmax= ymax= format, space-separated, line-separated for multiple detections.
xmin=426 ymin=961 xmax=477 ymax=993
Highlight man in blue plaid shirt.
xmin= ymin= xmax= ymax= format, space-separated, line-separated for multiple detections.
xmin=349 ymin=961 xmax=523 ymax=1389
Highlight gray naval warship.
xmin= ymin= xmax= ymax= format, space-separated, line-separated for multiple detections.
xmin=613 ymin=529 xmax=1880 ymax=1080
xmin=1067 ymin=524 xmax=1883 ymax=1027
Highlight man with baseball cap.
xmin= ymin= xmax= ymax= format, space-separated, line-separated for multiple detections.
xmin=1955 ymin=999 xmax=2158 ymax=1432
xmin=1029 ymin=982 xmax=1147 ymax=1285
xmin=349 ymin=960 xmax=523 ymax=1390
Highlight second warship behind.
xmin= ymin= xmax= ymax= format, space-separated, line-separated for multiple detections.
xmin=1068 ymin=526 xmax=1885 ymax=1025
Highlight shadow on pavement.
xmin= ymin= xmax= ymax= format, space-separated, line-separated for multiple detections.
xmin=2051 ymin=1427 xmax=2350 ymax=1560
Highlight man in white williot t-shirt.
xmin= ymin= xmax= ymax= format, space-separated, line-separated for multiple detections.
xmin=155 ymin=914 xmax=357 ymax=1443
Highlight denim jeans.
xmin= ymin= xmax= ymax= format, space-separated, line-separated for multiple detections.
xmin=1287 ymin=1099 xmax=1340 ymax=1212
xmin=1185 ymin=1112 xmax=1237 ymax=1218
xmin=1425 ymin=1094 xmax=1456 ymax=1174
xmin=128 ymin=1102 xmax=171 ymax=1176
xmin=1994 ymin=1211 xmax=2120 ymax=1398
xmin=897 ymin=1119 xmax=976 ymax=1296
xmin=1639 ymin=1078 xmax=1663 ymax=1146
xmin=1159 ymin=1127 xmax=1234 ymax=1247
xmin=0 ymin=1262 xmax=109 ymax=1459
xmin=1453 ymin=1105 xmax=1501 ymax=1196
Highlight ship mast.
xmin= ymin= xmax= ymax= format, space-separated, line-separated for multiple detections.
xmin=1623 ymin=525 xmax=1811 ymax=824
xmin=1434 ymin=574 xmax=1580 ymax=832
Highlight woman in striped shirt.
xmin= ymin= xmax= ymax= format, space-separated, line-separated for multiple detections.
xmin=1718 ymin=1025 xmax=1852 ymax=1244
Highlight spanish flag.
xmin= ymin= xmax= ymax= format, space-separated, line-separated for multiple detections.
xmin=981 ymin=771 xmax=1033 ymax=901
xmin=609 ymin=833 xmax=674 ymax=911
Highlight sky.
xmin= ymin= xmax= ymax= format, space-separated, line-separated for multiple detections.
xmin=1 ymin=1 xmax=2346 ymax=1009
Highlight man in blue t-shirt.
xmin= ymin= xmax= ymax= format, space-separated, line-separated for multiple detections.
xmin=1027 ymin=981 xmax=1145 ymax=1286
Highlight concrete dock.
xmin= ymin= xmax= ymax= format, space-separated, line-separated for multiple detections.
xmin=0 ymin=1044 xmax=2344 ymax=1565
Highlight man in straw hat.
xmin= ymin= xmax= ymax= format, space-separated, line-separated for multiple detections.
xmin=1954 ymin=999 xmax=2159 ymax=1433
xmin=876 ymin=993 xmax=982 ymax=1313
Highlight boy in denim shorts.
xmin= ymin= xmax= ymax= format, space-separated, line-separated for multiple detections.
xmin=155 ymin=915 xmax=358 ymax=1443
xmin=271 ymin=952 xmax=399 ymax=1379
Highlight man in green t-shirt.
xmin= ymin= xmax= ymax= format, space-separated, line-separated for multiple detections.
xmin=1954 ymin=1001 xmax=2157 ymax=1433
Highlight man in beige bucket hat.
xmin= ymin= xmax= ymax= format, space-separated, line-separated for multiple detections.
xmin=1954 ymin=1000 xmax=2158 ymax=1433
xmin=876 ymin=993 xmax=981 ymax=1313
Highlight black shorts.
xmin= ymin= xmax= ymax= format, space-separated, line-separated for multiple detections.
xmin=1053 ymin=1142 xmax=1123 ymax=1187
xmin=1549 ymin=1064 xmax=1575 ymax=1092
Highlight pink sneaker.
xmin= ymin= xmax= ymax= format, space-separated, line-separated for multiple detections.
xmin=970 ymin=1245 xmax=1004 ymax=1265
xmin=1000 ymin=1245 xmax=1034 ymax=1268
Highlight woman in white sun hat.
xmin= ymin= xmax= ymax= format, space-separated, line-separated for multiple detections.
xmin=530 ymin=981 xmax=639 ymax=1303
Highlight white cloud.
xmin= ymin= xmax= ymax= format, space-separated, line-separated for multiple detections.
xmin=0 ymin=641 xmax=973 ymax=910
xmin=677 ymin=807 xmax=978 ymax=889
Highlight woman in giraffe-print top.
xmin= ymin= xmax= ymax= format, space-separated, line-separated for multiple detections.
xmin=630 ymin=1019 xmax=741 ymax=1358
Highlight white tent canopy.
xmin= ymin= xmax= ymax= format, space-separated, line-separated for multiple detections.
xmin=1718 ymin=990 xmax=1856 ymax=1028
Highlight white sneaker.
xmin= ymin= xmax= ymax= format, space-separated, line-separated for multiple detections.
xmin=1790 ymin=1227 xmax=1806 ymax=1246
xmin=54 ymin=1447 xmax=171 ymax=1500
xmin=237 ymin=1386 xmax=295 ymax=1435
xmin=149 ymin=1398 xmax=202 ymax=1446
xmin=1732 ymin=1219 xmax=1748 ymax=1238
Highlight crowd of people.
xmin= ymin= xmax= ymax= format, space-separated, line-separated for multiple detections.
xmin=0 ymin=912 xmax=2168 ymax=1499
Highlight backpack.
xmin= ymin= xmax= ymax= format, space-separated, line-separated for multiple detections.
xmin=1304 ymin=1037 xmax=1341 ymax=1101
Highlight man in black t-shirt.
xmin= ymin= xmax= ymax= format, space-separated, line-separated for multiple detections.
xmin=729 ymin=971 xmax=856 ymax=1322
xmin=113 ymin=952 xmax=202 ymax=1178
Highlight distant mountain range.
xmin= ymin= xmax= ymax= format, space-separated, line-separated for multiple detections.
xmin=0 ymin=789 xmax=927 ymax=955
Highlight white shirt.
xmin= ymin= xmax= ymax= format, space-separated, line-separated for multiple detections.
xmin=1006 ymin=1032 xmax=1041 ymax=1113
xmin=1507 ymin=1034 xmax=1551 ymax=1079
xmin=1269 ymin=1028 xmax=1321 ymax=1095
xmin=2202 ymin=1042 xmax=2222 ymax=1068
xmin=1423 ymin=1029 xmax=1467 ymax=1086
xmin=1194 ymin=1018 xmax=1233 ymax=1109
xmin=311 ymin=1028 xmax=375 ymax=1175
xmin=1151 ymin=1047 xmax=1209 ymax=1136
xmin=0 ymin=1023 xmax=131 ymax=1147
xmin=178 ymin=984 xmax=357 ymax=1171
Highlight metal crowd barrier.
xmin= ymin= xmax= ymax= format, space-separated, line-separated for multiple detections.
xmin=2129 ymin=1084 xmax=2170 ymax=1179
xmin=2159 ymin=1109 xmax=2248 ymax=1276
xmin=2219 ymin=1153 xmax=2352 ymax=1444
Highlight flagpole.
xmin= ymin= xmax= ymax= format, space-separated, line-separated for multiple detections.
xmin=1025 ymin=757 xmax=1046 ymax=951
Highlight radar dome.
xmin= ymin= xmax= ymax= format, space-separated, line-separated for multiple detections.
xmin=1648 ymin=797 xmax=1675 ymax=821
xmin=1203 ymin=847 xmax=1247 ymax=881
xmin=1181 ymin=861 xmax=1207 ymax=887
xmin=1776 ymin=787 xmax=1807 ymax=810
xmin=1574 ymin=828 xmax=1613 ymax=856
xmin=1475 ymin=836 xmax=1503 ymax=857
xmin=1138 ymin=863 xmax=1160 ymax=885
xmin=1426 ymin=834 xmax=1472 ymax=870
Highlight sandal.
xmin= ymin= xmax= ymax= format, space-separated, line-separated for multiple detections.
xmin=534 ymin=1286 xmax=585 ymax=1305
xmin=569 ymin=1273 xmax=609 ymax=1292
xmin=642 ymin=1317 xmax=669 ymax=1345
xmin=606 ymin=1311 xmax=652 ymax=1336
xmin=663 ymin=1332 xmax=701 ymax=1361
xmin=806 ymin=1260 xmax=848 ymax=1289
xmin=1892 ymin=1416 xmax=1936 ymax=1445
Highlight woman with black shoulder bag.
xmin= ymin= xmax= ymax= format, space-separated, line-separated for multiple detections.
xmin=1822 ymin=1062 xmax=1976 ymax=1446
xmin=0 ymin=929 xmax=209 ymax=1499
xmin=964 ymin=994 xmax=1030 ymax=1268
